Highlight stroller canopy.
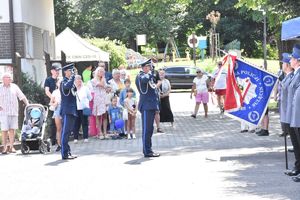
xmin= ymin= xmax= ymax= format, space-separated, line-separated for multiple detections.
xmin=281 ymin=17 xmax=300 ymax=41
xmin=30 ymin=108 xmax=42 ymax=119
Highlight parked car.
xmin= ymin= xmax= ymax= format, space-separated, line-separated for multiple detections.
xmin=161 ymin=66 xmax=197 ymax=89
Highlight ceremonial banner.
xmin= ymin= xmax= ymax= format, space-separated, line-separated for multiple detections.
xmin=223 ymin=54 xmax=278 ymax=126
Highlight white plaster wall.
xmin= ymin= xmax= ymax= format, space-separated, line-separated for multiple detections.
xmin=0 ymin=0 xmax=55 ymax=34
xmin=21 ymin=58 xmax=47 ymax=85
xmin=18 ymin=0 xmax=55 ymax=33
xmin=0 ymin=0 xmax=10 ymax=22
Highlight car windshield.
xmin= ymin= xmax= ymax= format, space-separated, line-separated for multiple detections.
xmin=165 ymin=67 xmax=196 ymax=74
xmin=187 ymin=68 xmax=196 ymax=74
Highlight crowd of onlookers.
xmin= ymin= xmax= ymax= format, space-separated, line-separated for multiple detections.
xmin=44 ymin=62 xmax=176 ymax=152
xmin=45 ymin=63 xmax=139 ymax=152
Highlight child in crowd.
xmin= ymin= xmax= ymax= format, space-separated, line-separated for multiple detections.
xmin=119 ymin=79 xmax=136 ymax=135
xmin=124 ymin=88 xmax=137 ymax=139
xmin=108 ymin=96 xmax=123 ymax=137
xmin=21 ymin=118 xmax=41 ymax=140
xmin=105 ymin=85 xmax=114 ymax=111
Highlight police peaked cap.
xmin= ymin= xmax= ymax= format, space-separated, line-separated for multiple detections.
xmin=62 ymin=63 xmax=74 ymax=71
xmin=140 ymin=59 xmax=153 ymax=68
xmin=291 ymin=44 xmax=300 ymax=60
xmin=281 ymin=53 xmax=291 ymax=64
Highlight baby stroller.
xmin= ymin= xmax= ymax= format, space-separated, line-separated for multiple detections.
xmin=20 ymin=104 xmax=51 ymax=154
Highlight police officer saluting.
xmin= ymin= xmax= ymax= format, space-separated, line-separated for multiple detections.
xmin=60 ymin=63 xmax=77 ymax=160
xmin=135 ymin=59 xmax=160 ymax=157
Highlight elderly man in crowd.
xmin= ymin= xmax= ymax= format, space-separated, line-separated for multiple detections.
xmin=0 ymin=72 xmax=29 ymax=154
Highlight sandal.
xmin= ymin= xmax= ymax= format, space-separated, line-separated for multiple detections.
xmin=2 ymin=146 xmax=10 ymax=154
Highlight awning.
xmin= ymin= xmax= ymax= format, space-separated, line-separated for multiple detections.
xmin=55 ymin=27 xmax=110 ymax=62
xmin=281 ymin=17 xmax=300 ymax=41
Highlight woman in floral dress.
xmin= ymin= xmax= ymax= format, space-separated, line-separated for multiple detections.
xmin=91 ymin=67 xmax=108 ymax=139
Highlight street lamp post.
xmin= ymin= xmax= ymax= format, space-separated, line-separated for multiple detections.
xmin=263 ymin=10 xmax=267 ymax=70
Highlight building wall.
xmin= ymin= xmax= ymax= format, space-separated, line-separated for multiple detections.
xmin=0 ymin=23 xmax=11 ymax=58
xmin=0 ymin=0 xmax=56 ymax=83
xmin=0 ymin=0 xmax=55 ymax=33
xmin=21 ymin=58 xmax=47 ymax=85
xmin=0 ymin=23 xmax=25 ymax=59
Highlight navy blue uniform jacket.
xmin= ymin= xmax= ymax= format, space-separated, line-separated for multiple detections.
xmin=135 ymin=71 xmax=159 ymax=112
xmin=60 ymin=75 xmax=77 ymax=116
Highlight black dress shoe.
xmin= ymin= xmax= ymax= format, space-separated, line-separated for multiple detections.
xmin=285 ymin=169 xmax=300 ymax=176
xmin=240 ymin=130 xmax=248 ymax=133
xmin=257 ymin=129 xmax=269 ymax=136
xmin=288 ymin=148 xmax=294 ymax=153
xmin=144 ymin=153 xmax=160 ymax=158
xmin=292 ymin=175 xmax=300 ymax=182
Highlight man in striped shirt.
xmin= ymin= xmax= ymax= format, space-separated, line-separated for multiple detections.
xmin=0 ymin=72 xmax=28 ymax=154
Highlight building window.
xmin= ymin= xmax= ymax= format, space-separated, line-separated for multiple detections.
xmin=25 ymin=25 xmax=33 ymax=58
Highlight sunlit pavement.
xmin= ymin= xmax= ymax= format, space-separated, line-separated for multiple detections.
xmin=1 ymin=92 xmax=299 ymax=200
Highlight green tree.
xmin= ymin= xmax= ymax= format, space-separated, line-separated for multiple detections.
xmin=74 ymin=0 xmax=190 ymax=50
xmin=54 ymin=0 xmax=77 ymax=35
xmin=236 ymin=0 xmax=300 ymax=60
xmin=177 ymin=0 xmax=264 ymax=57
xmin=86 ymin=38 xmax=127 ymax=70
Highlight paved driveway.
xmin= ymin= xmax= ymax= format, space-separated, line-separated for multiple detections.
xmin=1 ymin=92 xmax=299 ymax=200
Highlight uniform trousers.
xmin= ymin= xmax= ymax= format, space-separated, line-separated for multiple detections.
xmin=141 ymin=109 xmax=156 ymax=155
xmin=61 ymin=114 xmax=76 ymax=159
xmin=288 ymin=124 xmax=300 ymax=170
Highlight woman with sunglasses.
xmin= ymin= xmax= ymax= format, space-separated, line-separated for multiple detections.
xmin=190 ymin=68 xmax=210 ymax=118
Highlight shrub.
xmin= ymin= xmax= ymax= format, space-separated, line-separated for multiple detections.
xmin=20 ymin=73 xmax=48 ymax=105
xmin=252 ymin=41 xmax=278 ymax=60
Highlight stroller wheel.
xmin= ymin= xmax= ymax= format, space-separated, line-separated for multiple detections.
xmin=39 ymin=140 xmax=51 ymax=154
xmin=39 ymin=144 xmax=46 ymax=154
xmin=21 ymin=143 xmax=30 ymax=154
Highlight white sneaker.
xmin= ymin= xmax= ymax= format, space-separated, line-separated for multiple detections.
xmin=132 ymin=134 xmax=136 ymax=139
xmin=127 ymin=134 xmax=131 ymax=140
xmin=74 ymin=139 xmax=78 ymax=144
xmin=84 ymin=139 xmax=88 ymax=143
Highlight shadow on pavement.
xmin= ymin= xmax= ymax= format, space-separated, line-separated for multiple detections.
xmin=217 ymin=150 xmax=299 ymax=200
xmin=124 ymin=157 xmax=152 ymax=165
xmin=45 ymin=159 xmax=69 ymax=166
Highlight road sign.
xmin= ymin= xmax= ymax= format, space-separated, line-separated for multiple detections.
xmin=187 ymin=34 xmax=199 ymax=48
xmin=198 ymin=36 xmax=207 ymax=49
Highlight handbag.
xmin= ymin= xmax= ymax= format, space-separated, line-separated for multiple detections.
xmin=82 ymin=107 xmax=92 ymax=116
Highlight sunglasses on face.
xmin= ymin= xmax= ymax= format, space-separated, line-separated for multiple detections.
xmin=196 ymin=71 xmax=202 ymax=73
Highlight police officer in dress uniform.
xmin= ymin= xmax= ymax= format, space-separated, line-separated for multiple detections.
xmin=287 ymin=45 xmax=300 ymax=182
xmin=279 ymin=53 xmax=294 ymax=167
xmin=135 ymin=59 xmax=160 ymax=157
xmin=60 ymin=63 xmax=77 ymax=160
xmin=284 ymin=45 xmax=300 ymax=178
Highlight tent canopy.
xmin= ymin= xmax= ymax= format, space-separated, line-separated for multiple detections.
xmin=55 ymin=27 xmax=110 ymax=62
xmin=281 ymin=17 xmax=300 ymax=41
